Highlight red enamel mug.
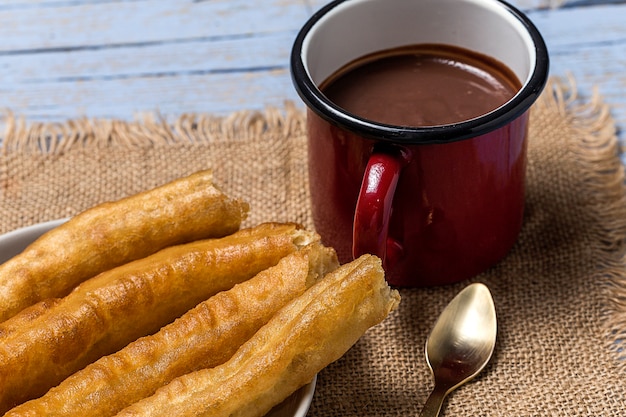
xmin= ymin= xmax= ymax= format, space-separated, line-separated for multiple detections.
xmin=291 ymin=0 xmax=549 ymax=287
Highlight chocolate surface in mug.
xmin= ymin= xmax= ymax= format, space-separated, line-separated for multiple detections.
xmin=320 ymin=44 xmax=521 ymax=126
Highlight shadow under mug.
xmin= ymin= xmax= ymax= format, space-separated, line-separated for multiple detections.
xmin=291 ymin=0 xmax=549 ymax=287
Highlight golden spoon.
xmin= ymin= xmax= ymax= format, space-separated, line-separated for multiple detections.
xmin=419 ymin=283 xmax=497 ymax=417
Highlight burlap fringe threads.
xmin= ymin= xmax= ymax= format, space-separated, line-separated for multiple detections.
xmin=538 ymin=76 xmax=626 ymax=362
xmin=1 ymin=76 xmax=625 ymax=363
xmin=0 ymin=102 xmax=304 ymax=155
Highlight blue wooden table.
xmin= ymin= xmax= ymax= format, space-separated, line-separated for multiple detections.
xmin=0 ymin=0 xmax=624 ymax=147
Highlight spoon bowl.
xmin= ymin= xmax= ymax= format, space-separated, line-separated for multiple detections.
xmin=418 ymin=283 xmax=497 ymax=417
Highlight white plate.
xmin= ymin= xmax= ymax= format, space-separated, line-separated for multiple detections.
xmin=0 ymin=220 xmax=316 ymax=416
xmin=267 ymin=375 xmax=316 ymax=417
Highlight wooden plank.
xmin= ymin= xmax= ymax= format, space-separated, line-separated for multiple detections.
xmin=557 ymin=0 xmax=626 ymax=8
xmin=3 ymin=69 xmax=297 ymax=121
xmin=0 ymin=0 xmax=623 ymax=148
xmin=0 ymin=32 xmax=294 ymax=83
xmin=528 ymin=4 xmax=626 ymax=46
xmin=0 ymin=0 xmax=309 ymax=51
xmin=526 ymin=4 xmax=626 ymax=139
xmin=0 ymin=0 xmax=310 ymax=121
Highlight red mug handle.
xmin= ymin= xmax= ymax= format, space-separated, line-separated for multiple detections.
xmin=353 ymin=146 xmax=409 ymax=269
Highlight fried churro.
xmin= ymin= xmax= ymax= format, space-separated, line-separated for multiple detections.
xmin=0 ymin=223 xmax=317 ymax=414
xmin=116 ymin=254 xmax=400 ymax=417
xmin=0 ymin=170 xmax=248 ymax=322
xmin=4 ymin=243 xmax=337 ymax=417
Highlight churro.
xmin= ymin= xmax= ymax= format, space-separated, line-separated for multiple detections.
xmin=0 ymin=223 xmax=316 ymax=413
xmin=116 ymin=254 xmax=400 ymax=417
xmin=0 ymin=170 xmax=248 ymax=322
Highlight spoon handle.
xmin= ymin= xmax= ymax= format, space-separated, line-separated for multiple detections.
xmin=418 ymin=386 xmax=448 ymax=417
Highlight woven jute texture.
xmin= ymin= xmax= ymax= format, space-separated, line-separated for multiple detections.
xmin=1 ymin=77 xmax=625 ymax=416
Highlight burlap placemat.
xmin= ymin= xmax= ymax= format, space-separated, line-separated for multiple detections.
xmin=1 ymin=77 xmax=625 ymax=416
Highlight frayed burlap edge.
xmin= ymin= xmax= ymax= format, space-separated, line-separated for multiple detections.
xmin=1 ymin=76 xmax=625 ymax=364
xmin=0 ymin=101 xmax=305 ymax=156
xmin=534 ymin=75 xmax=626 ymax=364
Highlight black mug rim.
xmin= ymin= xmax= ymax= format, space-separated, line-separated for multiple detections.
xmin=290 ymin=0 xmax=550 ymax=145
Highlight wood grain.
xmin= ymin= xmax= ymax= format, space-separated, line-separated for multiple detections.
xmin=0 ymin=0 xmax=623 ymax=145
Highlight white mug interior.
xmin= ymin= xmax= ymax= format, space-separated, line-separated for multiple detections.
xmin=301 ymin=0 xmax=538 ymax=95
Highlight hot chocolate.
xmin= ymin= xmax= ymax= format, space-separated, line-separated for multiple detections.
xmin=320 ymin=44 xmax=521 ymax=127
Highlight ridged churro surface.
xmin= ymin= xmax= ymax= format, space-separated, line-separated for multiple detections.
xmin=0 ymin=223 xmax=315 ymax=414
xmin=4 ymin=243 xmax=337 ymax=417
xmin=0 ymin=170 xmax=249 ymax=322
xmin=115 ymin=254 xmax=400 ymax=417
